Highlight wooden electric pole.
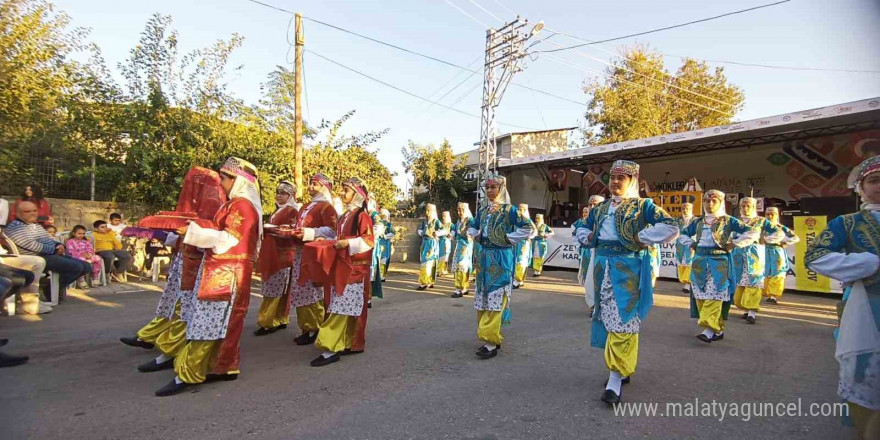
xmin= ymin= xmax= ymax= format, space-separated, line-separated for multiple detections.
xmin=294 ymin=13 xmax=304 ymax=198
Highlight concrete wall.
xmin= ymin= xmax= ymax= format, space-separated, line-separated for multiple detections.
xmin=388 ymin=217 xmax=421 ymax=263
xmin=2 ymin=196 xmax=148 ymax=232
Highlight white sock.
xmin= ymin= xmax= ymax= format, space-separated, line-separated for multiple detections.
xmin=701 ymin=328 xmax=714 ymax=338
xmin=155 ymin=353 xmax=172 ymax=363
xmin=483 ymin=343 xmax=497 ymax=351
xmin=748 ymin=310 xmax=757 ymax=318
xmin=173 ymin=376 xmax=183 ymax=384
xmin=321 ymin=351 xmax=335 ymax=359
xmin=714 ymin=331 xmax=724 ymax=337
xmin=309 ymin=331 xmax=317 ymax=337
xmin=606 ymin=371 xmax=623 ymax=393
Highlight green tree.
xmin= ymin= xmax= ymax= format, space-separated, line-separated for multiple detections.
xmin=402 ymin=139 xmax=474 ymax=216
xmin=583 ymin=45 xmax=745 ymax=145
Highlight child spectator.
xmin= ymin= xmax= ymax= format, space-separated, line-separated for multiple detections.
xmin=66 ymin=225 xmax=101 ymax=288
xmin=144 ymin=238 xmax=172 ymax=272
xmin=107 ymin=213 xmax=127 ymax=237
xmin=93 ymin=220 xmax=132 ymax=282
xmin=44 ymin=224 xmax=57 ymax=238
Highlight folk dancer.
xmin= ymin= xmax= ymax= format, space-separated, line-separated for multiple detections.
xmin=531 ymin=214 xmax=554 ymax=277
xmin=367 ymin=195 xmax=384 ymax=307
xmin=574 ymin=195 xmax=604 ymax=314
xmin=378 ymin=209 xmax=395 ymax=282
xmin=417 ymin=204 xmax=446 ymax=290
xmin=284 ymin=174 xmax=338 ymax=346
xmin=805 ymin=156 xmax=880 ymax=440
xmin=762 ymin=207 xmax=799 ymax=305
xmin=437 ymin=211 xmax=453 ymax=276
xmin=678 ymin=190 xmax=760 ymax=344
xmin=732 ymin=197 xmax=782 ymax=324
xmin=311 ymin=177 xmax=375 ymax=366
xmin=675 ymin=203 xmax=697 ymax=293
xmin=578 ymin=160 xmax=679 ymax=405
xmin=155 ymin=157 xmax=262 ymax=396
xmin=254 ymin=180 xmax=300 ymax=335
xmin=467 ymin=174 xmax=535 ymax=359
xmin=450 ymin=202 xmax=474 ymax=298
xmin=513 ymin=203 xmax=535 ymax=289
xmin=122 ymin=167 xmax=226 ymax=374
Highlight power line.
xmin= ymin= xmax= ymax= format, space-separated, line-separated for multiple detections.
xmin=244 ymin=0 xmax=585 ymax=106
xmin=305 ymin=49 xmax=537 ymax=130
xmin=536 ymin=0 xmax=791 ymax=54
xmin=539 ymin=38 xmax=737 ymax=108
xmin=443 ymin=0 xmax=491 ymax=29
xmin=542 ymin=53 xmax=731 ymax=116
xmin=546 ymin=26 xmax=880 ymax=75
xmin=664 ymin=54 xmax=880 ymax=74
xmin=466 ymin=0 xmax=504 ymax=22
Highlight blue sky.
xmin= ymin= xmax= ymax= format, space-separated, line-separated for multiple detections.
xmin=52 ymin=0 xmax=880 ymax=193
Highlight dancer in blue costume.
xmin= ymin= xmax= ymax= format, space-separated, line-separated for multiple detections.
xmin=513 ymin=203 xmax=535 ymax=288
xmin=417 ymin=204 xmax=446 ymax=290
xmin=450 ymin=202 xmax=474 ymax=299
xmin=467 ymin=174 xmax=535 ymax=359
xmin=675 ymin=203 xmax=697 ymax=293
xmin=678 ymin=190 xmax=761 ymax=344
xmin=531 ymin=214 xmax=554 ymax=277
xmin=578 ymin=160 xmax=679 ymax=405
xmin=806 ymin=156 xmax=880 ymax=440
xmin=574 ymin=195 xmax=604 ymax=313
xmin=437 ymin=211 xmax=453 ymax=277
xmin=761 ymin=207 xmax=798 ymax=304
xmin=732 ymin=197 xmax=783 ymax=324
xmin=367 ymin=195 xmax=384 ymax=305
xmin=377 ymin=209 xmax=394 ymax=282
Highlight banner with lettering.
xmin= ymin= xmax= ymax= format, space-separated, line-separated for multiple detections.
xmin=793 ymin=216 xmax=832 ymax=293
xmin=646 ymin=191 xmax=702 ymax=217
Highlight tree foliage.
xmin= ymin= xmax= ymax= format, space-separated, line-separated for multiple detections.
xmin=0 ymin=0 xmax=400 ymax=215
xmin=583 ymin=45 xmax=745 ymax=145
xmin=401 ymin=139 xmax=474 ymax=216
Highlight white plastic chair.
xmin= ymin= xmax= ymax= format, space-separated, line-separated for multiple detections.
xmin=151 ymin=256 xmax=171 ymax=282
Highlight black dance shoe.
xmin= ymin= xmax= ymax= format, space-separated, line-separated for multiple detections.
xmin=138 ymin=358 xmax=174 ymax=373
xmin=120 ymin=336 xmax=154 ymax=349
xmin=476 ymin=346 xmax=498 ymax=359
xmin=155 ymin=380 xmax=190 ymax=397
xmin=294 ymin=331 xmax=317 ymax=346
xmin=601 ymin=389 xmax=621 ymax=405
xmin=310 ymin=353 xmax=340 ymax=367
xmin=696 ymin=334 xmax=712 ymax=343
xmin=253 ymin=326 xmax=279 ymax=336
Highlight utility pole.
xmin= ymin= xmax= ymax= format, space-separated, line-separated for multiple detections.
xmin=476 ymin=17 xmax=542 ymax=207
xmin=294 ymin=13 xmax=305 ymax=198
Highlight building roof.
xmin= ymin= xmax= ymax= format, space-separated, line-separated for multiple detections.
xmin=498 ymin=97 xmax=880 ymax=170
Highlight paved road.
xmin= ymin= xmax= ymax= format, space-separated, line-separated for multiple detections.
xmin=0 ymin=264 xmax=849 ymax=439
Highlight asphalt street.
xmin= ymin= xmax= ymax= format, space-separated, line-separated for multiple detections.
xmin=0 ymin=264 xmax=848 ymax=439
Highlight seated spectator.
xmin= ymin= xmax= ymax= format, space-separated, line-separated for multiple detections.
xmin=0 ymin=233 xmax=50 ymax=314
xmin=108 ymin=213 xmax=127 ymax=238
xmin=0 ymin=277 xmax=31 ymax=368
xmin=44 ymin=224 xmax=57 ymax=238
xmin=1 ymin=263 xmax=35 ymax=315
xmin=5 ymin=201 xmax=91 ymax=299
xmin=9 ymin=184 xmax=51 ymax=224
xmin=144 ymin=237 xmax=172 ymax=272
xmin=93 ymin=220 xmax=132 ymax=282
xmin=66 ymin=225 xmax=102 ymax=288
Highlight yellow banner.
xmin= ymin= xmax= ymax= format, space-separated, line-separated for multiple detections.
xmin=647 ymin=191 xmax=702 ymax=217
xmin=794 ymin=216 xmax=831 ymax=293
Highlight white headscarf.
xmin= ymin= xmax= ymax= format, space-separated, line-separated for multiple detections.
xmin=765 ymin=206 xmax=780 ymax=225
xmin=609 ymin=160 xmax=641 ymax=202
xmin=441 ymin=211 xmax=452 ymax=226
xmin=739 ymin=197 xmax=757 ymax=219
xmin=849 ymin=156 xmax=880 ymax=210
xmin=309 ymin=173 xmax=333 ymax=204
xmin=332 ymin=196 xmax=344 ymax=215
xmin=485 ymin=173 xmax=511 ymax=207
xmin=518 ymin=203 xmax=530 ymax=219
xmin=219 ymin=157 xmax=263 ymax=236
xmin=681 ymin=202 xmax=694 ymax=220
xmin=425 ymin=203 xmax=438 ymax=222
xmin=588 ymin=195 xmax=605 ymax=205
xmin=457 ymin=202 xmax=473 ymax=221
xmin=276 ymin=180 xmax=300 ymax=210
xmin=703 ymin=190 xmax=727 ymax=220
xmin=380 ymin=208 xmax=391 ymax=221
xmin=535 ymin=213 xmax=545 ymax=225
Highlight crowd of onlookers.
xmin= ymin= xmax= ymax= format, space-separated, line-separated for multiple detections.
xmin=0 ymin=184 xmax=171 ymax=322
